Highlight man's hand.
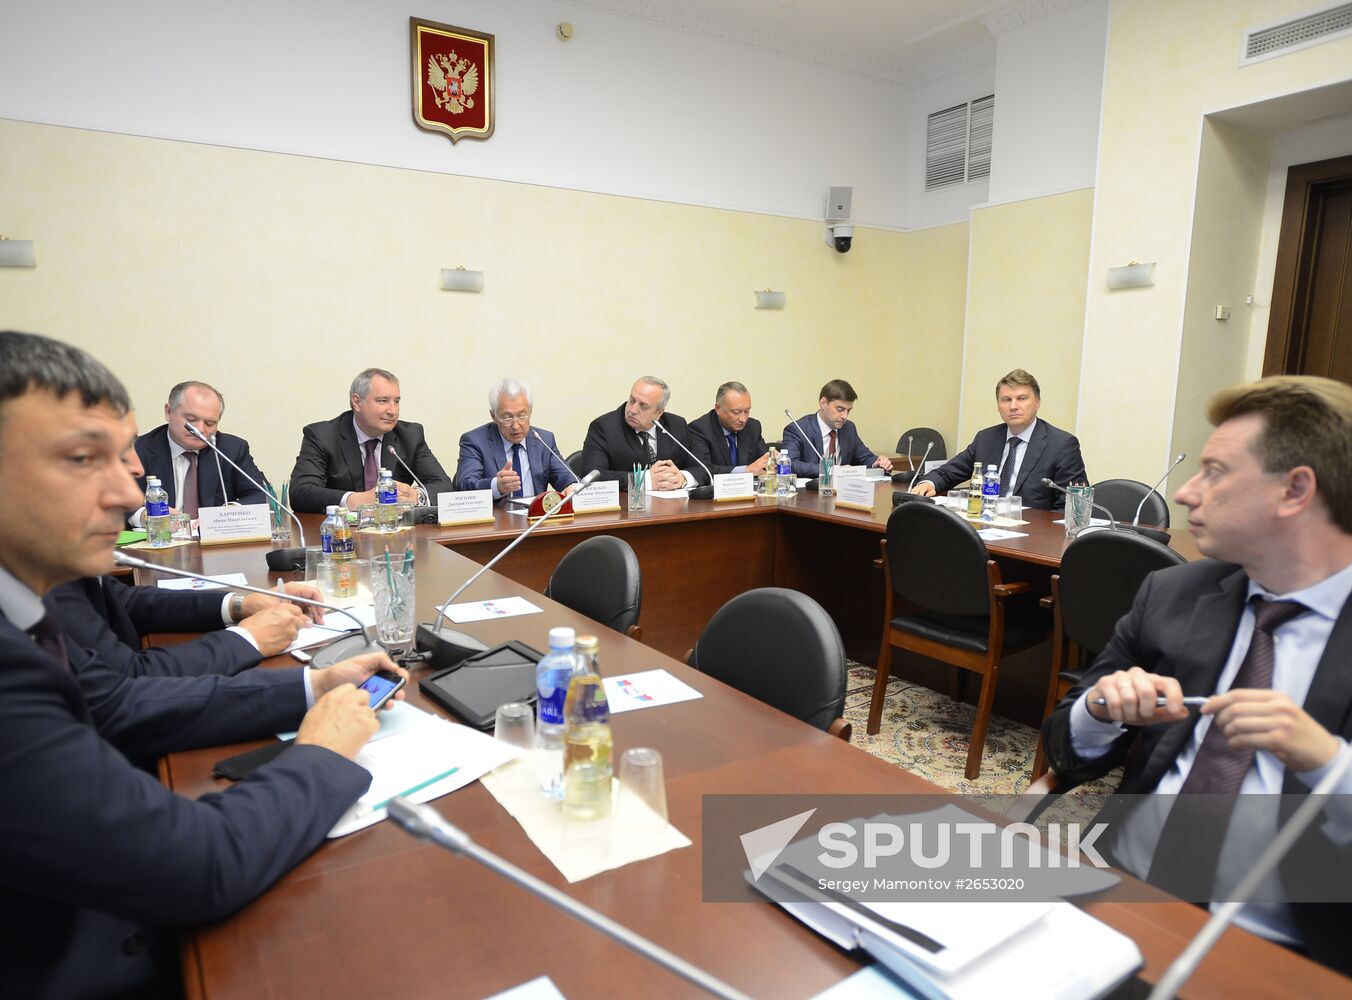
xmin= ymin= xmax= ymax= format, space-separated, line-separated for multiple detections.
xmin=345 ymin=489 xmax=377 ymax=509
xmin=241 ymin=582 xmax=326 ymax=624
xmin=395 ymin=482 xmax=419 ymax=503
xmin=1204 ymin=689 xmax=1341 ymax=773
xmin=561 ymin=483 xmax=578 ymax=497
xmin=294 ymin=685 xmax=379 ymax=760
xmin=746 ymin=452 xmax=770 ymax=475
xmin=312 ymin=651 xmax=408 ymax=705
xmin=910 ymin=480 xmax=937 ymax=497
xmin=495 ymin=459 xmax=521 ymax=497
xmin=874 ymin=455 xmax=894 ymax=473
xmin=238 ymin=603 xmax=308 ymax=656
xmin=1084 ymin=666 xmax=1191 ymax=726
xmin=649 ymin=459 xmax=685 ymax=491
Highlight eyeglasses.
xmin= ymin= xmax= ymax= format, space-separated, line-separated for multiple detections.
xmin=495 ymin=413 xmax=530 ymax=427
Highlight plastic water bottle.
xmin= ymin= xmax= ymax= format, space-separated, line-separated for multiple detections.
xmin=536 ymin=626 xmax=578 ymax=800
xmin=145 ymin=477 xmax=171 ymax=547
xmin=777 ymin=448 xmax=794 ymax=496
xmin=762 ymin=446 xmax=779 ymax=496
xmin=981 ymin=463 xmax=1000 ymax=521
xmin=563 ymin=634 xmax=613 ymax=820
xmin=330 ymin=505 xmax=357 ymax=598
xmin=375 ymin=467 xmax=399 ymax=529
xmin=320 ymin=505 xmax=340 ymax=563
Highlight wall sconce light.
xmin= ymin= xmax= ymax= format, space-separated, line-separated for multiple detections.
xmin=440 ymin=267 xmax=484 ymax=292
xmin=754 ymin=289 xmax=786 ymax=310
xmin=0 ymin=237 xmax=37 ymax=267
xmin=1105 ymin=261 xmax=1155 ymax=290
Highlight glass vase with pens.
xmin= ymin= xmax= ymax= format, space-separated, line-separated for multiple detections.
xmin=628 ymin=463 xmax=648 ymax=511
xmin=267 ymin=478 xmax=291 ymax=546
xmin=372 ymin=544 xmax=416 ymax=652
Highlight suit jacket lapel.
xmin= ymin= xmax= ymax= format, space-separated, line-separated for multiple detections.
xmin=1300 ymin=591 xmax=1352 ymax=738
xmin=337 ymin=416 xmax=364 ymax=490
xmin=1139 ymin=568 xmax=1249 ymax=788
xmin=1013 ymin=422 xmax=1050 ymax=495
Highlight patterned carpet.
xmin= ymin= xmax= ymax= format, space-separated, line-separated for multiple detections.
xmin=843 ymin=663 xmax=1120 ymax=807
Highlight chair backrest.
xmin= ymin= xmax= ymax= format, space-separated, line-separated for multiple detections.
xmin=895 ymin=426 xmax=947 ymax=462
xmin=565 ymin=450 xmax=588 ymax=479
xmin=688 ymin=588 xmax=845 ymax=731
xmin=1057 ymin=530 xmax=1185 ymax=654
xmin=1091 ymin=478 xmax=1170 ymax=527
xmin=885 ymin=502 xmax=991 ymax=616
xmin=545 ymin=535 xmax=642 ymax=633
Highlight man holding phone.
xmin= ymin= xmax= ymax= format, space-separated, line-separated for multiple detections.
xmin=0 ymin=331 xmax=406 ymax=999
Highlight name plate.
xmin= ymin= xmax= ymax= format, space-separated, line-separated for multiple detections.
xmin=198 ymin=503 xmax=271 ymax=546
xmin=834 ymin=465 xmax=867 ymax=480
xmin=833 ymin=476 xmax=876 ymax=512
xmin=438 ymin=490 xmax=494 ymax=525
xmin=713 ymin=473 xmax=756 ymax=501
xmin=571 ymin=479 xmax=621 ymax=513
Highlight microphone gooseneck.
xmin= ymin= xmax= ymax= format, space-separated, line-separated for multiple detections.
xmin=531 ymin=429 xmax=583 ymax=487
xmin=652 ymin=417 xmax=714 ymax=493
xmin=1134 ymin=452 xmax=1186 ymax=527
xmin=385 ymin=444 xmax=429 ymax=503
xmin=782 ymin=408 xmax=825 ymax=461
xmin=185 ymin=422 xmax=305 ymax=547
xmin=908 ymin=441 xmax=934 ymax=490
xmin=906 ymin=435 xmax=914 ymax=473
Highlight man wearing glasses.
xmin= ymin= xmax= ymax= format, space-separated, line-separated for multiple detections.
xmin=455 ymin=378 xmax=577 ymax=501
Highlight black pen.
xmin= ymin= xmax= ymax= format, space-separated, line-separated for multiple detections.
xmin=1091 ymin=695 xmax=1209 ymax=708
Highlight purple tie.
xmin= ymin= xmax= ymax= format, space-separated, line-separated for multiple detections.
xmin=30 ymin=614 xmax=70 ymax=672
xmin=182 ymin=451 xmax=200 ymax=517
xmin=363 ymin=439 xmax=380 ymax=491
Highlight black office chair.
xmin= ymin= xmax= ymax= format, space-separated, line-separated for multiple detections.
xmin=868 ymin=502 xmax=1049 ymax=779
xmin=565 ymin=450 xmax=588 ymax=479
xmin=1030 ymin=529 xmax=1186 ymax=778
xmin=544 ymin=535 xmax=643 ymax=640
xmin=895 ymin=426 xmax=947 ymax=465
xmin=1091 ymin=478 xmax=1170 ymax=527
xmin=688 ymin=588 xmax=851 ymax=740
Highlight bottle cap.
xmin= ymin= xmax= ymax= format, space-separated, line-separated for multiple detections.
xmin=326 ymin=505 xmax=339 ymax=515
xmin=379 ymin=468 xmax=391 ymax=476
xmin=575 ymin=634 xmax=600 ymax=653
xmin=548 ymin=626 xmax=576 ymax=649
xmin=147 ymin=477 xmax=160 ymax=485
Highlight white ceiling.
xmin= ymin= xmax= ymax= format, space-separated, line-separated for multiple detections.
xmin=563 ymin=0 xmax=1043 ymax=83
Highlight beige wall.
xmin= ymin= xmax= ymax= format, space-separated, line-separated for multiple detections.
xmin=959 ymin=189 xmax=1094 ymax=449
xmin=1078 ymin=0 xmax=1352 ymax=487
xmin=2 ymin=119 xmax=969 ymax=482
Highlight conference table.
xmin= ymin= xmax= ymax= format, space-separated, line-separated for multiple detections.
xmin=138 ymin=487 xmax=1346 ymax=998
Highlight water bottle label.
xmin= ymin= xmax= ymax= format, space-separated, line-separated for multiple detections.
xmin=321 ymin=536 xmax=333 ymax=554
xmin=982 ymin=481 xmax=999 ymax=498
xmin=331 ymin=536 xmax=354 ymax=555
xmin=146 ymin=500 xmax=170 ymax=517
xmin=378 ymin=487 xmax=398 ymax=505
xmin=538 ymin=688 xmax=566 ymax=725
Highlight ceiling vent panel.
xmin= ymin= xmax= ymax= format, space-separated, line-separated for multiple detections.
xmin=1241 ymin=2 xmax=1352 ymax=65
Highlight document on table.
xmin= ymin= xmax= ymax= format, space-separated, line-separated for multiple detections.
xmin=603 ymin=669 xmax=703 ymax=713
xmin=157 ymin=573 xmax=248 ymax=591
xmin=328 ymin=707 xmax=522 ymax=837
xmin=646 ymin=488 xmax=690 ymax=499
xmin=975 ymin=528 xmax=1028 ymax=541
xmin=437 ymin=595 xmax=543 ymax=623
xmin=286 ymin=604 xmax=376 ymax=652
xmin=1052 ymin=516 xmax=1112 ymax=527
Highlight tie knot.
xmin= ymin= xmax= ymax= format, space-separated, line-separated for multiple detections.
xmin=364 ymin=439 xmax=379 ymax=455
xmin=1250 ymin=596 xmax=1308 ymax=633
xmin=1007 ymin=437 xmax=1021 ymax=451
xmin=185 ymin=450 xmax=197 ymax=465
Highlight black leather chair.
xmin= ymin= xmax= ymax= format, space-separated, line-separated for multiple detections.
xmin=868 ymin=502 xmax=1049 ymax=778
xmin=1030 ymin=529 xmax=1186 ymax=778
xmin=1091 ymin=478 xmax=1170 ymax=526
xmin=565 ymin=450 xmax=588 ymax=479
xmin=895 ymin=426 xmax=947 ymax=466
xmin=545 ymin=535 xmax=643 ymax=640
xmin=688 ymin=588 xmax=850 ymax=740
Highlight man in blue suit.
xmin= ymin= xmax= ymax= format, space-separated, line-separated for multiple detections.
xmin=455 ymin=378 xmax=578 ymax=501
xmin=783 ymin=379 xmax=893 ymax=478
xmin=911 ymin=368 xmax=1086 ymax=511
xmin=0 ymin=330 xmax=398 ymax=998
xmin=131 ymin=380 xmax=268 ymax=523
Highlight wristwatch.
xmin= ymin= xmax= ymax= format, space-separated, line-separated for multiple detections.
xmin=229 ymin=593 xmax=247 ymax=623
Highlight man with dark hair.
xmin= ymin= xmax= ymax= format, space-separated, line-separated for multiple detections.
xmin=1043 ymin=375 xmax=1352 ymax=973
xmin=130 ymin=380 xmax=268 ymax=524
xmin=689 ymin=381 xmax=770 ymax=476
xmin=0 ymin=331 xmax=396 ymax=997
xmin=580 ymin=376 xmax=705 ymax=490
xmin=782 ymin=378 xmax=893 ymax=478
xmin=912 ymin=368 xmax=1085 ymax=510
xmin=290 ymin=367 xmax=454 ymax=512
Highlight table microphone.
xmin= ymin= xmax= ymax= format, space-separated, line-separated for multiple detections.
xmin=183 ymin=422 xmax=308 ymax=569
xmin=385 ymin=444 xmax=437 ymax=523
xmin=387 ymin=798 xmax=752 ymax=1000
xmin=1134 ymin=452 xmax=1186 ymax=528
xmin=1146 ymin=747 xmax=1352 ymax=999
xmin=652 ymin=418 xmax=715 ymax=500
xmin=782 ymin=408 xmax=826 ymax=461
xmin=416 ymin=470 xmax=601 ymax=669
xmin=531 ymin=428 xmax=584 ymax=489
xmin=112 ymin=552 xmax=378 ymax=656
xmin=890 ymin=441 xmax=936 ymax=505
xmin=1041 ymin=479 xmax=1121 ymax=532
xmin=891 ymin=441 xmax=933 ymax=485
xmin=906 ymin=434 xmax=914 ymax=473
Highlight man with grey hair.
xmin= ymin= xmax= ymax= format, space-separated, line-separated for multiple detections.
xmin=130 ymin=379 xmax=267 ymax=523
xmin=455 ymin=378 xmax=576 ymax=500
xmin=290 ymin=367 xmax=453 ymax=512
xmin=581 ymin=376 xmax=704 ymax=490
xmin=688 ymin=381 xmax=770 ymax=476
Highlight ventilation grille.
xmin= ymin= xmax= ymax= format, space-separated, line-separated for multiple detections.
xmin=1243 ymin=2 xmax=1352 ymax=63
xmin=925 ymin=94 xmax=995 ymax=192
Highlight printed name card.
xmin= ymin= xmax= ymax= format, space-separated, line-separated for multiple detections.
xmin=438 ymin=490 xmax=494 ymax=525
xmin=570 ymin=479 xmax=620 ymax=513
xmin=713 ymin=473 xmax=756 ymax=502
xmin=833 ymin=465 xmax=867 ymax=480
xmin=198 ymin=503 xmax=271 ymax=546
xmin=833 ymin=476 xmax=876 ymax=512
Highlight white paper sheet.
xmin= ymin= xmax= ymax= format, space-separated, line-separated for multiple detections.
xmin=603 ymin=669 xmax=703 ymax=713
xmin=975 ymin=528 xmax=1029 ymax=540
xmin=157 ymin=573 xmax=248 ymax=591
xmin=437 ymin=595 xmax=543 ymax=623
xmin=285 ymin=604 xmax=376 ymax=652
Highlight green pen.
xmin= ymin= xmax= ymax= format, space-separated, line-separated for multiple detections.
xmin=369 ymin=765 xmax=462 ymax=813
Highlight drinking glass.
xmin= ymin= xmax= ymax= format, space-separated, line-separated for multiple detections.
xmin=616 ymin=747 xmax=668 ymax=834
xmin=371 ymin=550 xmax=416 ymax=650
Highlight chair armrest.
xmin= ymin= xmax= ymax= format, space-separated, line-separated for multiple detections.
xmin=1039 ymin=595 xmax=1054 ymax=610
xmin=828 ymin=718 xmax=853 ymax=743
xmin=872 ymin=557 xmax=884 ymax=569
xmin=993 ymin=581 xmax=1032 ymax=598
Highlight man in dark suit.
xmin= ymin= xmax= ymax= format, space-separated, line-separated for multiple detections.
xmin=911 ymin=368 xmax=1085 ymax=510
xmin=581 ymin=376 xmax=706 ymax=490
xmin=688 ymin=381 xmax=770 ymax=476
xmin=130 ymin=380 xmax=268 ymax=524
xmin=0 ymin=330 xmax=398 ymax=998
xmin=1043 ymin=375 xmax=1352 ymax=973
xmin=290 ymin=367 xmax=454 ymax=512
xmin=783 ymin=378 xmax=893 ymax=478
xmin=455 ymin=377 xmax=577 ymax=501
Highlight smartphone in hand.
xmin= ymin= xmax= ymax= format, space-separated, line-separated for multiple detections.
xmin=360 ymin=669 xmax=406 ymax=711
